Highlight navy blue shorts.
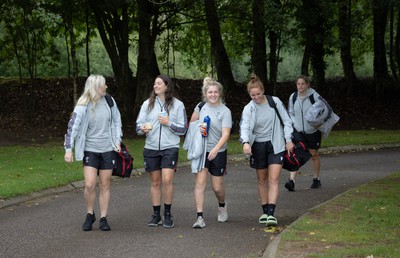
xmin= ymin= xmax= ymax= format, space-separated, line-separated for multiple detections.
xmin=297 ymin=130 xmax=322 ymax=149
xmin=205 ymin=150 xmax=227 ymax=177
xmin=143 ymin=148 xmax=179 ymax=172
xmin=250 ymin=141 xmax=284 ymax=169
xmin=83 ymin=151 xmax=116 ymax=170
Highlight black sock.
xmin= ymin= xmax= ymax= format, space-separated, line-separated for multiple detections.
xmin=197 ymin=212 xmax=203 ymax=218
xmin=164 ymin=203 xmax=172 ymax=215
xmin=153 ymin=205 xmax=161 ymax=215
xmin=262 ymin=203 xmax=268 ymax=214
xmin=219 ymin=202 xmax=225 ymax=208
xmin=267 ymin=204 xmax=276 ymax=216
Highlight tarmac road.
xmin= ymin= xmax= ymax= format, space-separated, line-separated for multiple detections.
xmin=1 ymin=145 xmax=399 ymax=258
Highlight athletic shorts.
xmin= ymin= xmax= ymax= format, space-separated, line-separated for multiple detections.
xmin=250 ymin=141 xmax=284 ymax=169
xmin=298 ymin=130 xmax=322 ymax=149
xmin=83 ymin=151 xmax=116 ymax=170
xmin=143 ymin=148 xmax=179 ymax=172
xmin=204 ymin=150 xmax=227 ymax=177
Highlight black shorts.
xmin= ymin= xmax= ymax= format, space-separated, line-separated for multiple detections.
xmin=143 ymin=148 xmax=179 ymax=172
xmin=205 ymin=150 xmax=227 ymax=177
xmin=83 ymin=151 xmax=116 ymax=170
xmin=297 ymin=130 xmax=322 ymax=149
xmin=250 ymin=141 xmax=284 ymax=169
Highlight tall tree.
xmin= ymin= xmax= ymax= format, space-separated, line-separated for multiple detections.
xmin=135 ymin=0 xmax=160 ymax=113
xmin=372 ymin=0 xmax=390 ymax=100
xmin=251 ymin=0 xmax=268 ymax=91
xmin=395 ymin=5 xmax=400 ymax=81
xmin=300 ymin=0 xmax=328 ymax=90
xmin=64 ymin=0 xmax=79 ymax=103
xmin=204 ymin=0 xmax=236 ymax=93
xmin=338 ymin=0 xmax=358 ymax=95
xmin=388 ymin=1 xmax=398 ymax=82
xmin=88 ymin=0 xmax=136 ymax=118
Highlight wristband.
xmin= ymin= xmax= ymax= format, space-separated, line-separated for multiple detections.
xmin=242 ymin=142 xmax=249 ymax=145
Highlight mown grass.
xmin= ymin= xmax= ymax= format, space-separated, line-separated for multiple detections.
xmin=0 ymin=130 xmax=399 ymax=199
xmin=278 ymin=171 xmax=400 ymax=257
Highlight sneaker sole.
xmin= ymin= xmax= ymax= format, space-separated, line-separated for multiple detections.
xmin=147 ymin=221 xmax=162 ymax=227
xmin=193 ymin=224 xmax=205 ymax=229
xmin=218 ymin=217 xmax=228 ymax=222
xmin=163 ymin=223 xmax=174 ymax=228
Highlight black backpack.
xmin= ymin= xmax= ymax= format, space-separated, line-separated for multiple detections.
xmin=266 ymin=95 xmax=312 ymax=172
xmin=105 ymin=94 xmax=134 ymax=178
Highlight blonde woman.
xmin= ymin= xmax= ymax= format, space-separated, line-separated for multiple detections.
xmin=64 ymin=74 xmax=122 ymax=231
xmin=188 ymin=77 xmax=232 ymax=228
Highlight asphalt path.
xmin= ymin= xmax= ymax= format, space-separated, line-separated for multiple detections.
xmin=1 ymin=147 xmax=399 ymax=258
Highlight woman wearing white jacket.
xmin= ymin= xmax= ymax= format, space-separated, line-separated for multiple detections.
xmin=240 ymin=74 xmax=293 ymax=227
xmin=136 ymin=75 xmax=187 ymax=228
xmin=64 ymin=74 xmax=122 ymax=232
xmin=285 ymin=75 xmax=322 ymax=191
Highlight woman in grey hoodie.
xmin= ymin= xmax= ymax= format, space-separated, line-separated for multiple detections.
xmin=284 ymin=75 xmax=322 ymax=192
xmin=136 ymin=75 xmax=187 ymax=228
xmin=240 ymin=74 xmax=293 ymax=227
xmin=64 ymin=74 xmax=122 ymax=232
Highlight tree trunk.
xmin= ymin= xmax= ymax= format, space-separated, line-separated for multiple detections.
xmin=85 ymin=0 xmax=90 ymax=77
xmin=135 ymin=0 xmax=160 ymax=116
xmin=372 ymin=0 xmax=389 ymax=100
xmin=300 ymin=0 xmax=327 ymax=90
xmin=65 ymin=0 xmax=79 ymax=104
xmin=267 ymin=0 xmax=282 ymax=95
xmin=89 ymin=0 xmax=135 ymax=119
xmin=204 ymin=0 xmax=236 ymax=93
xmin=251 ymin=0 xmax=268 ymax=92
xmin=395 ymin=9 xmax=400 ymax=85
xmin=338 ymin=0 xmax=358 ymax=96
xmin=269 ymin=29 xmax=278 ymax=95
xmin=388 ymin=3 xmax=398 ymax=81
xmin=301 ymin=43 xmax=310 ymax=76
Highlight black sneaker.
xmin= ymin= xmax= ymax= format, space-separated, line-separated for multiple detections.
xmin=147 ymin=214 xmax=162 ymax=227
xmin=99 ymin=217 xmax=111 ymax=231
xmin=311 ymin=178 xmax=322 ymax=189
xmin=284 ymin=180 xmax=295 ymax=191
xmin=163 ymin=213 xmax=174 ymax=228
xmin=82 ymin=212 xmax=96 ymax=231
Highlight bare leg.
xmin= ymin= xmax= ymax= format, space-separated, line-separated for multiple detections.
xmin=98 ymin=169 xmax=112 ymax=218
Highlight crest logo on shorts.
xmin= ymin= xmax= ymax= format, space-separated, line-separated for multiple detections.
xmin=85 ymin=157 xmax=90 ymax=164
xmin=280 ymin=156 xmax=283 ymax=161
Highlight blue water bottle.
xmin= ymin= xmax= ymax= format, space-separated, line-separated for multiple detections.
xmin=201 ymin=115 xmax=211 ymax=137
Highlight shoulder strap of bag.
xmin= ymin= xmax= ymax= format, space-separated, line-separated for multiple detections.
xmin=198 ymin=101 xmax=206 ymax=111
xmin=266 ymin=95 xmax=284 ymax=127
xmin=292 ymin=91 xmax=315 ymax=105
xmin=105 ymin=94 xmax=114 ymax=108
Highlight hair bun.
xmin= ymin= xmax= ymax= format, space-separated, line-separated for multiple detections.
xmin=250 ymin=73 xmax=259 ymax=82
xmin=203 ymin=77 xmax=214 ymax=86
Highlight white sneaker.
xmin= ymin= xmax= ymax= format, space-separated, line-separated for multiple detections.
xmin=217 ymin=203 xmax=228 ymax=222
xmin=192 ymin=216 xmax=206 ymax=228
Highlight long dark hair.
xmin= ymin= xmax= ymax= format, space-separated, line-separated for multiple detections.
xmin=148 ymin=75 xmax=175 ymax=114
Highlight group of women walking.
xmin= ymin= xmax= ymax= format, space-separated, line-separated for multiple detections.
xmin=64 ymin=73 xmax=323 ymax=231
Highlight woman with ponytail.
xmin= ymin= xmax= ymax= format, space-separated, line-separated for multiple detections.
xmin=239 ymin=74 xmax=293 ymax=227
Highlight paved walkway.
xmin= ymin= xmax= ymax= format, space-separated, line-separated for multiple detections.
xmin=0 ymin=144 xmax=399 ymax=258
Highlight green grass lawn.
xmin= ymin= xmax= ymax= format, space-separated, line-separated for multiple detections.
xmin=278 ymin=171 xmax=400 ymax=257
xmin=0 ymin=130 xmax=399 ymax=199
